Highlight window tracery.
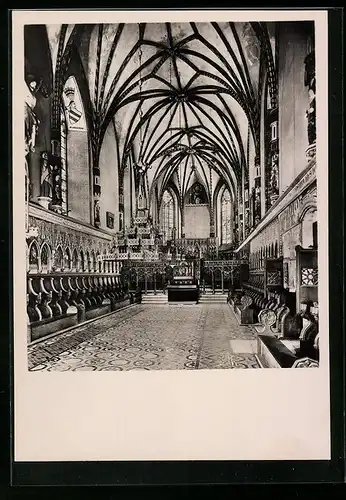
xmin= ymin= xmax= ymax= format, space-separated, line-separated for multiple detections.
xmin=161 ymin=191 xmax=174 ymax=240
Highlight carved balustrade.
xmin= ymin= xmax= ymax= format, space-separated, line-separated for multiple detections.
xmin=201 ymin=260 xmax=243 ymax=293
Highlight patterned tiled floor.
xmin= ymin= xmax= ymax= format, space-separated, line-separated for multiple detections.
xmin=28 ymin=304 xmax=260 ymax=371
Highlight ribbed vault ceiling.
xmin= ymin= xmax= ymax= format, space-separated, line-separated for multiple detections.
xmin=45 ymin=21 xmax=276 ymax=200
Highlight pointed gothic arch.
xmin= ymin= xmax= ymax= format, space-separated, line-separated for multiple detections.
xmin=40 ymin=243 xmax=52 ymax=273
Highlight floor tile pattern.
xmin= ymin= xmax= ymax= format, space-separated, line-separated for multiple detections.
xmin=28 ymin=304 xmax=260 ymax=371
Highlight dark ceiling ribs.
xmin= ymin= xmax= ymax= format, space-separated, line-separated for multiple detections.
xmin=53 ymin=21 xmax=272 ymax=198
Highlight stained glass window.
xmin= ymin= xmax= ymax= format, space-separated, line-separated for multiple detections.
xmin=161 ymin=191 xmax=174 ymax=239
xmin=221 ymin=188 xmax=232 ymax=244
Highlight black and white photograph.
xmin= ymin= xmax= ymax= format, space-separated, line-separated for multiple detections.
xmin=12 ymin=9 xmax=332 ymax=464
xmin=23 ymin=18 xmax=320 ymax=372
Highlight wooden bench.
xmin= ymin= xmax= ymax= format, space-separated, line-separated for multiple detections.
xmin=257 ymin=335 xmax=319 ymax=368
xmin=233 ymin=295 xmax=254 ymax=325
xmin=30 ymin=311 xmax=78 ymax=342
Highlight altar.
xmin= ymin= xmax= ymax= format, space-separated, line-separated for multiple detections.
xmin=166 ymin=276 xmax=199 ymax=303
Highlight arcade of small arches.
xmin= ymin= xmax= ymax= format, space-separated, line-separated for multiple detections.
xmin=25 ymin=21 xmax=319 ymax=370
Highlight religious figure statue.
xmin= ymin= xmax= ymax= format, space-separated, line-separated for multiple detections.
xmin=137 ymin=167 xmax=147 ymax=210
xmin=119 ymin=211 xmax=124 ymax=231
xmin=94 ymin=198 xmax=101 ymax=226
xmin=24 ymin=76 xmax=40 ymax=155
xmin=304 ymin=51 xmax=316 ymax=145
xmin=40 ymin=152 xmax=53 ymax=198
xmin=254 ymin=185 xmax=261 ymax=225
xmin=306 ymin=88 xmax=316 ymax=145
xmin=25 ymin=75 xmax=49 ymax=153
xmin=52 ymin=163 xmax=62 ymax=207
xmin=270 ymin=154 xmax=279 ymax=196
xmin=245 ymin=207 xmax=250 ymax=234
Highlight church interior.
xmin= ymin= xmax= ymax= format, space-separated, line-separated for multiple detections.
xmin=25 ymin=21 xmax=319 ymax=371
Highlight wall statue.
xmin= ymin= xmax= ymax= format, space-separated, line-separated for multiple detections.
xmin=254 ymin=185 xmax=261 ymax=224
xmin=94 ymin=198 xmax=101 ymax=227
xmin=137 ymin=168 xmax=147 ymax=210
xmin=25 ymin=75 xmax=49 ymax=154
xmin=40 ymin=152 xmax=53 ymax=199
xmin=304 ymin=51 xmax=316 ymax=145
xmin=24 ymin=77 xmax=40 ymax=155
xmin=52 ymin=161 xmax=63 ymax=207
xmin=270 ymin=153 xmax=279 ymax=200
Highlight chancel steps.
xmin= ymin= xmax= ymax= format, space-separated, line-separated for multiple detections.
xmin=141 ymin=293 xmax=168 ymax=305
xmin=198 ymin=293 xmax=228 ymax=304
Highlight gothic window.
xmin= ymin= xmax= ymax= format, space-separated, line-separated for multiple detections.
xmin=161 ymin=190 xmax=174 ymax=239
xmin=60 ymin=108 xmax=68 ymax=213
xmin=221 ymin=188 xmax=232 ymax=244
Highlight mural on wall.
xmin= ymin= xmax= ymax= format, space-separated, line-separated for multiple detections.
xmin=186 ymin=183 xmax=208 ymax=205
xmin=106 ymin=211 xmax=115 ymax=229
xmin=62 ymin=77 xmax=87 ymax=131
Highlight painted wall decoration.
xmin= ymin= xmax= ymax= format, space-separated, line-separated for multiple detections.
xmin=106 ymin=211 xmax=115 ymax=229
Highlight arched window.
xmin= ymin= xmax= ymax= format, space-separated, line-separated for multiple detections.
xmin=160 ymin=190 xmax=174 ymax=240
xmin=221 ymin=188 xmax=232 ymax=244
xmin=60 ymin=107 xmax=68 ymax=213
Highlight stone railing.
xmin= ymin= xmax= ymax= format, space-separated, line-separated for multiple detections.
xmin=141 ymin=238 xmax=155 ymax=246
xmin=127 ymin=238 xmax=139 ymax=246
xmin=130 ymin=252 xmax=143 ymax=260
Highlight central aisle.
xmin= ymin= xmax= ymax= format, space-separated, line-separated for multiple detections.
xmin=28 ymin=304 xmax=260 ymax=371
